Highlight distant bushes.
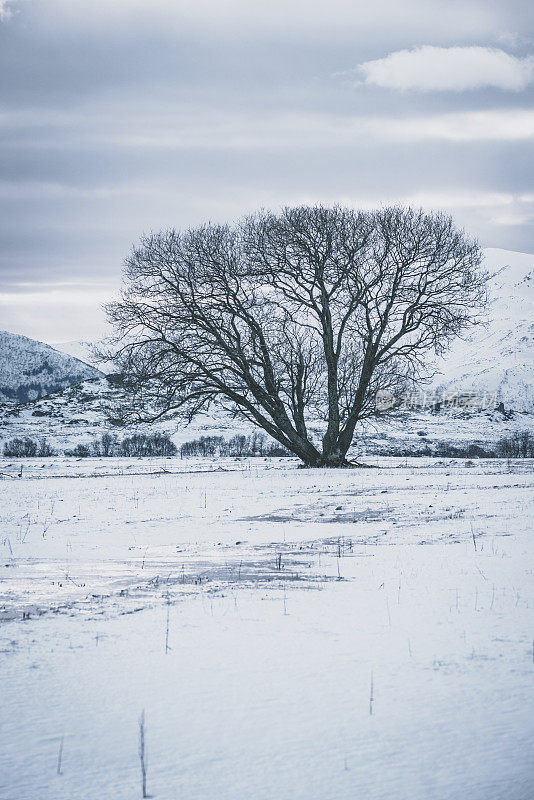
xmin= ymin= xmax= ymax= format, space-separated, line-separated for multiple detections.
xmin=179 ymin=433 xmax=290 ymax=458
xmin=3 ymin=437 xmax=38 ymax=457
xmin=64 ymin=443 xmax=92 ymax=457
xmin=3 ymin=436 xmax=57 ymax=457
xmin=496 ymin=431 xmax=534 ymax=458
xmin=435 ymin=442 xmax=495 ymax=458
xmin=437 ymin=432 xmax=534 ymax=459
xmin=67 ymin=432 xmax=178 ymax=457
xmin=376 ymin=443 xmax=490 ymax=458
xmin=37 ymin=438 xmax=57 ymax=457
xmin=377 ymin=431 xmax=534 ymax=459
xmin=3 ymin=430 xmax=533 ymax=459
xmin=110 ymin=432 xmax=177 ymax=457
xmin=3 ymin=431 xmax=177 ymax=457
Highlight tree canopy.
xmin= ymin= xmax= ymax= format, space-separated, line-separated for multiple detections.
xmin=106 ymin=205 xmax=486 ymax=466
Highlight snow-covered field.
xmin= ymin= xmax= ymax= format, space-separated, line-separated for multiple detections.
xmin=1 ymin=457 xmax=533 ymax=799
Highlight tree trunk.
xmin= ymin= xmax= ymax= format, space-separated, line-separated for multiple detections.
xmin=300 ymin=436 xmax=353 ymax=467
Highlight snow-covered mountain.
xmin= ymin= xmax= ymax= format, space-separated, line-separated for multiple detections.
xmin=0 ymin=331 xmax=103 ymax=403
xmin=432 ymin=248 xmax=533 ymax=412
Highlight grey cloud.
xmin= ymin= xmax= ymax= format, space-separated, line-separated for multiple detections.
xmin=0 ymin=0 xmax=533 ymax=340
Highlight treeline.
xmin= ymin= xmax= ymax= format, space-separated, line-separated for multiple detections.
xmin=3 ymin=430 xmax=533 ymax=459
xmin=2 ymin=432 xmax=288 ymax=458
xmin=495 ymin=431 xmax=534 ymax=458
xmin=380 ymin=431 xmax=534 ymax=459
xmin=2 ymin=437 xmax=57 ymax=457
xmin=179 ymin=433 xmax=290 ymax=458
xmin=3 ymin=432 xmax=177 ymax=458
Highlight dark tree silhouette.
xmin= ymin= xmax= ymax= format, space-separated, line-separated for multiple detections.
xmin=105 ymin=205 xmax=486 ymax=466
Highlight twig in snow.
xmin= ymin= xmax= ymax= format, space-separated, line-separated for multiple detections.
xmin=21 ymin=522 xmax=30 ymax=544
xmin=139 ymin=710 xmax=148 ymax=798
xmin=369 ymin=672 xmax=374 ymax=716
xmin=57 ymin=736 xmax=64 ymax=775
xmin=165 ymin=599 xmax=171 ymax=654
xmin=64 ymin=573 xmax=83 ymax=588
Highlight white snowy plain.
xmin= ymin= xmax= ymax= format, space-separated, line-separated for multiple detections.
xmin=1 ymin=456 xmax=533 ymax=800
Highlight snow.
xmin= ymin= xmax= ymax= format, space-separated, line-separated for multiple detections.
xmin=1 ymin=247 xmax=533 ymax=798
xmin=1 ymin=457 xmax=533 ymax=799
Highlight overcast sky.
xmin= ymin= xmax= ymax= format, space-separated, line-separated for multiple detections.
xmin=1 ymin=0 xmax=533 ymax=342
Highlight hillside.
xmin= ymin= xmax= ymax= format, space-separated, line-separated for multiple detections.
xmin=0 ymin=331 xmax=103 ymax=403
xmin=431 ymin=248 xmax=533 ymax=412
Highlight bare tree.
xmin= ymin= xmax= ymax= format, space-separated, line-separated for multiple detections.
xmin=105 ymin=205 xmax=486 ymax=467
